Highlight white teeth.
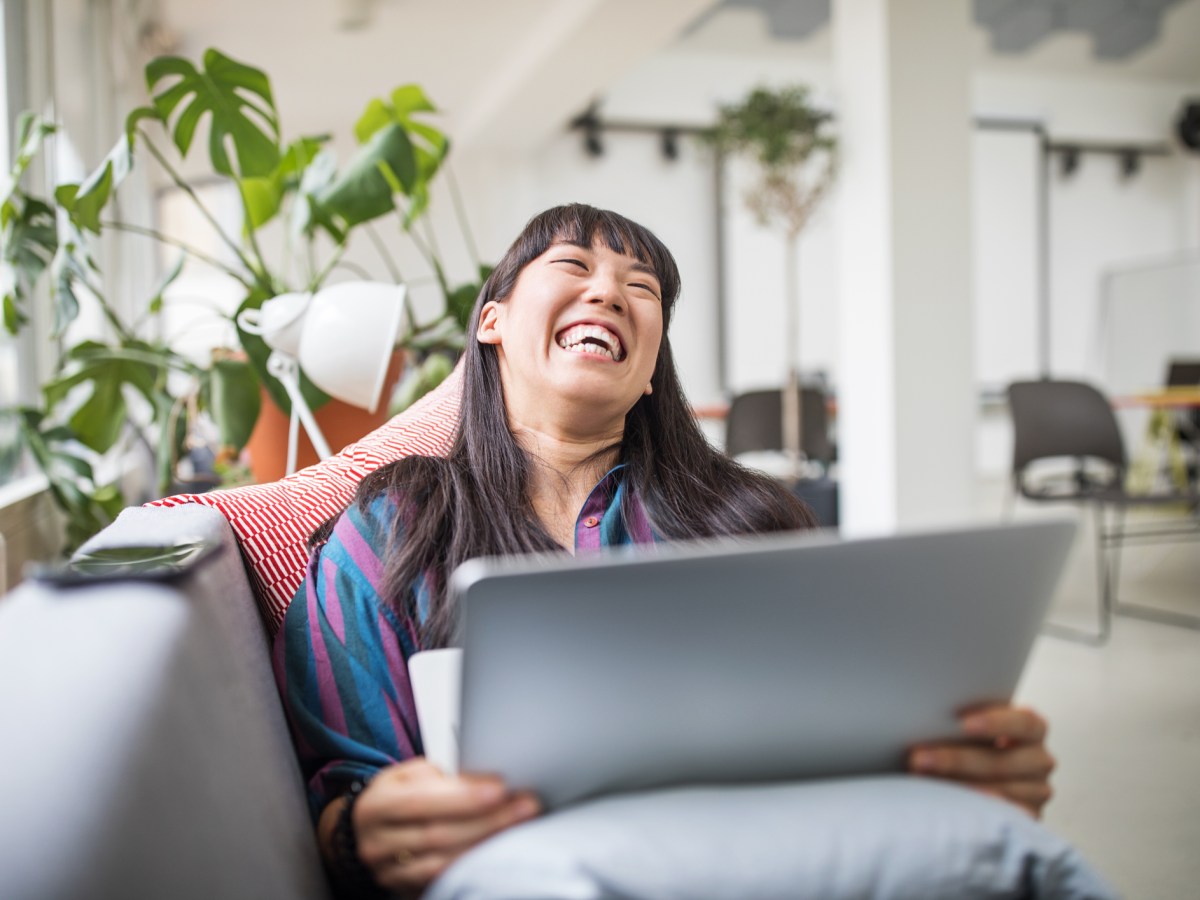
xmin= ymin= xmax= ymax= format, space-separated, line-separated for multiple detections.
xmin=555 ymin=324 xmax=625 ymax=361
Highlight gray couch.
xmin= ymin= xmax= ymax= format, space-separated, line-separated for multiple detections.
xmin=0 ymin=504 xmax=330 ymax=900
xmin=0 ymin=504 xmax=1119 ymax=900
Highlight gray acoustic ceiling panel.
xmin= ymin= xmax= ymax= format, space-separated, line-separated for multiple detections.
xmin=708 ymin=0 xmax=1186 ymax=59
xmin=1061 ymin=0 xmax=1127 ymax=30
xmin=990 ymin=3 xmax=1059 ymax=53
xmin=1092 ymin=8 xmax=1162 ymax=57
xmin=719 ymin=0 xmax=831 ymax=41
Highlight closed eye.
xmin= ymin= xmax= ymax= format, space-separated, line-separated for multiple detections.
xmin=552 ymin=258 xmax=588 ymax=271
xmin=629 ymin=282 xmax=661 ymax=300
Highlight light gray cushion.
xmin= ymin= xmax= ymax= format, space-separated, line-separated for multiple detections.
xmin=427 ymin=777 xmax=1116 ymax=900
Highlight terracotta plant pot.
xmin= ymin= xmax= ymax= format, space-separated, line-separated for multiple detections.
xmin=245 ymin=350 xmax=405 ymax=484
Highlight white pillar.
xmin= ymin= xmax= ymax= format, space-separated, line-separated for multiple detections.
xmin=832 ymin=0 xmax=976 ymax=533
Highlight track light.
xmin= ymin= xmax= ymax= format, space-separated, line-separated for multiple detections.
xmin=584 ymin=121 xmax=604 ymax=157
xmin=1119 ymin=150 xmax=1140 ymax=179
xmin=661 ymin=129 xmax=679 ymax=161
xmin=1059 ymin=146 xmax=1080 ymax=178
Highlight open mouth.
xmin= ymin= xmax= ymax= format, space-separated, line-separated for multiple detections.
xmin=555 ymin=323 xmax=626 ymax=362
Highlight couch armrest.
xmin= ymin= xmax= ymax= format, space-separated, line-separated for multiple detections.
xmin=0 ymin=506 xmax=330 ymax=900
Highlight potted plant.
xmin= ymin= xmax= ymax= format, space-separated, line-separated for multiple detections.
xmin=0 ymin=48 xmax=483 ymax=549
xmin=704 ymin=85 xmax=837 ymax=470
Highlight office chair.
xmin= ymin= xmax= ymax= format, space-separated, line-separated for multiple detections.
xmin=1007 ymin=379 xmax=1200 ymax=645
xmin=724 ymin=387 xmax=835 ymax=470
xmin=1165 ymin=359 xmax=1200 ymax=483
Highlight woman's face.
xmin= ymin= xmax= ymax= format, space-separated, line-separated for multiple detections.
xmin=476 ymin=238 xmax=664 ymax=434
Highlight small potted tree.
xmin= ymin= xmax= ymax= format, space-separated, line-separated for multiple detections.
xmin=705 ymin=85 xmax=837 ymax=473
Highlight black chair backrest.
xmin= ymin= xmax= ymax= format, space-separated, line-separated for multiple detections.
xmin=1007 ymin=380 xmax=1128 ymax=476
xmin=1166 ymin=360 xmax=1200 ymax=387
xmin=725 ymin=388 xmax=833 ymax=464
xmin=1165 ymin=360 xmax=1200 ymax=434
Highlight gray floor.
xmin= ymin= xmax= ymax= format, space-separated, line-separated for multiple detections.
xmin=1005 ymin=507 xmax=1200 ymax=898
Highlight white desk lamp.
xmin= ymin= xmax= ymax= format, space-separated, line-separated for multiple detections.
xmin=238 ymin=281 xmax=406 ymax=475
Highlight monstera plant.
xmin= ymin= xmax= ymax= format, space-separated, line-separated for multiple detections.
xmin=0 ymin=48 xmax=483 ymax=549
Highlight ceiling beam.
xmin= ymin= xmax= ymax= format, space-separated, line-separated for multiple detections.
xmin=452 ymin=0 xmax=714 ymax=153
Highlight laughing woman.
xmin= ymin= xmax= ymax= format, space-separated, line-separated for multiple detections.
xmin=275 ymin=204 xmax=1056 ymax=898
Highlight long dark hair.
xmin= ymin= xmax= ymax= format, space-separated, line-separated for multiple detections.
xmin=346 ymin=204 xmax=815 ymax=647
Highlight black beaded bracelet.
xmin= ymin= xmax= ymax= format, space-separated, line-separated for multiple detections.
xmin=330 ymin=778 xmax=378 ymax=893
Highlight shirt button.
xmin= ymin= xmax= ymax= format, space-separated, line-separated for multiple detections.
xmin=584 ymin=516 xmax=600 ymax=528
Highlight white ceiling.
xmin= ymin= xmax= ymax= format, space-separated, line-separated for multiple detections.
xmin=153 ymin=0 xmax=713 ymax=154
xmin=147 ymin=0 xmax=1200 ymax=162
xmin=679 ymin=0 xmax=1200 ymax=82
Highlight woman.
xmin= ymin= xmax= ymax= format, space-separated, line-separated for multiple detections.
xmin=276 ymin=204 xmax=1055 ymax=897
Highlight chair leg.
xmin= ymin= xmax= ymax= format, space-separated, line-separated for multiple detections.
xmin=1038 ymin=502 xmax=1112 ymax=647
xmin=1108 ymin=506 xmax=1200 ymax=630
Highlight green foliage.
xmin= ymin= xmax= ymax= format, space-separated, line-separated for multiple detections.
xmin=0 ymin=48 xmax=478 ymax=552
xmin=1 ymin=114 xmax=58 ymax=335
xmin=9 ymin=407 xmax=125 ymax=551
xmin=146 ymin=49 xmax=280 ymax=178
xmin=704 ymin=85 xmax=837 ymax=238
xmin=204 ymin=354 xmax=261 ymax=450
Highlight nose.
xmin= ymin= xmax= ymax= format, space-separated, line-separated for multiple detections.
xmin=585 ymin=271 xmax=624 ymax=314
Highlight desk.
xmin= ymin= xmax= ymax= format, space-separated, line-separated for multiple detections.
xmin=690 ymin=398 xmax=840 ymax=421
xmin=1114 ymin=389 xmax=1200 ymax=493
xmin=1112 ymin=389 xmax=1200 ymax=409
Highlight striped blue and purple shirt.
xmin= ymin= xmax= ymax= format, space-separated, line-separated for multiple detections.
xmin=272 ymin=465 xmax=657 ymax=819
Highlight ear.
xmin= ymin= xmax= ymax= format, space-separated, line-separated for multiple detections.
xmin=476 ymin=301 xmax=503 ymax=345
xmin=643 ymin=380 xmax=653 ymax=396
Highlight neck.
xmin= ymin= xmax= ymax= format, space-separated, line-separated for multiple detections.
xmin=510 ymin=417 xmax=623 ymax=550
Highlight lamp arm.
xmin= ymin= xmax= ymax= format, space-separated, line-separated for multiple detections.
xmin=266 ymin=352 xmax=333 ymax=463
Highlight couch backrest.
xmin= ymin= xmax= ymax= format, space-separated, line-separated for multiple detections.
xmin=150 ymin=361 xmax=461 ymax=633
xmin=0 ymin=504 xmax=330 ymax=900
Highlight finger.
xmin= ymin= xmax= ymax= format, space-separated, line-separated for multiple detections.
xmin=959 ymin=705 xmax=1048 ymax=745
xmin=376 ymin=792 xmax=540 ymax=862
xmin=909 ymin=743 xmax=1056 ymax=782
xmin=360 ymin=769 xmax=509 ymax=824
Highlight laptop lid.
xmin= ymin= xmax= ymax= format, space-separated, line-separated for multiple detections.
xmin=447 ymin=519 xmax=1075 ymax=809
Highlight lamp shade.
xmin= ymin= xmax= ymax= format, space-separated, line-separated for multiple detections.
xmin=296 ymin=281 xmax=406 ymax=413
xmin=237 ymin=291 xmax=310 ymax=356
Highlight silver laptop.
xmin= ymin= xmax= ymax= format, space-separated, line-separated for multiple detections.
xmin=436 ymin=520 xmax=1075 ymax=809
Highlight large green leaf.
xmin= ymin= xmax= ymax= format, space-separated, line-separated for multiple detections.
xmin=2 ymin=292 xmax=24 ymax=333
xmin=14 ymin=405 xmax=123 ymax=549
xmin=146 ymin=48 xmax=281 ymax=178
xmin=152 ymin=390 xmax=190 ymax=495
xmin=239 ymin=135 xmax=327 ymax=231
xmin=1 ymin=196 xmax=57 ymax=335
xmin=446 ymin=264 xmax=493 ymax=330
xmin=55 ymin=131 xmax=138 ymax=235
xmin=349 ymin=86 xmax=448 ymax=227
xmin=43 ymin=340 xmax=164 ymax=453
xmin=204 ymin=354 xmax=261 ymax=450
xmin=291 ymin=148 xmax=340 ymax=241
xmin=317 ymin=123 xmax=416 ymax=228
xmin=354 ymin=84 xmax=439 ymax=143
xmin=48 ymin=240 xmax=90 ymax=337
xmin=3 ymin=196 xmax=56 ymax=278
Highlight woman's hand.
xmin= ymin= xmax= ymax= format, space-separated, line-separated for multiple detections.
xmin=341 ymin=758 xmax=541 ymax=895
xmin=907 ymin=704 xmax=1056 ymax=818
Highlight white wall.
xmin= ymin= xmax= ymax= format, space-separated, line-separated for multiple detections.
xmin=466 ymin=45 xmax=1200 ymax=481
